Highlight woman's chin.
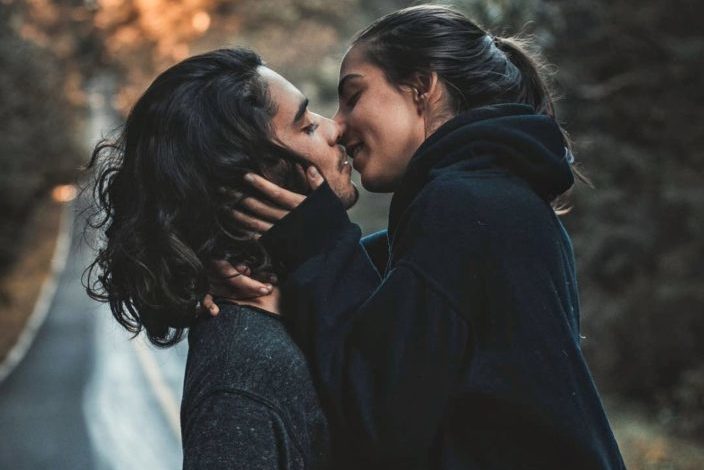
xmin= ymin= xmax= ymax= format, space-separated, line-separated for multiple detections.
xmin=361 ymin=172 xmax=395 ymax=194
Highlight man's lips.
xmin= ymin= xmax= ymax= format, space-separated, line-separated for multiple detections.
xmin=335 ymin=145 xmax=348 ymax=171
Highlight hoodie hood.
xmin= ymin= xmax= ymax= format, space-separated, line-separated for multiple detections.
xmin=388 ymin=103 xmax=574 ymax=239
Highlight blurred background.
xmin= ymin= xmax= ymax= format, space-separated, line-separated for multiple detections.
xmin=0 ymin=0 xmax=702 ymax=468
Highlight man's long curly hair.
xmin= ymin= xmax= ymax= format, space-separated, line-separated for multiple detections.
xmin=84 ymin=48 xmax=308 ymax=346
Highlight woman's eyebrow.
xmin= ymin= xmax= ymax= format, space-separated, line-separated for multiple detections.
xmin=337 ymin=73 xmax=363 ymax=97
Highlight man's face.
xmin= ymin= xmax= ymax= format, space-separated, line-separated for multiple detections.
xmin=259 ymin=66 xmax=358 ymax=209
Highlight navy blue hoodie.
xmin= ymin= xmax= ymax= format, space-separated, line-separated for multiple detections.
xmin=262 ymin=104 xmax=625 ymax=469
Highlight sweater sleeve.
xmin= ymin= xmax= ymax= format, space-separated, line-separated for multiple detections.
xmin=261 ymin=185 xmax=469 ymax=467
xmin=182 ymin=390 xmax=305 ymax=470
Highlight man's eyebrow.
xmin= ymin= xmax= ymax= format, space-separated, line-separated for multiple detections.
xmin=337 ymin=73 xmax=362 ymax=97
xmin=293 ymin=97 xmax=309 ymax=125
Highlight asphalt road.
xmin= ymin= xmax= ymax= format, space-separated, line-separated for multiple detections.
xmin=0 ymin=206 xmax=188 ymax=469
xmin=0 ymin=75 xmax=188 ymax=470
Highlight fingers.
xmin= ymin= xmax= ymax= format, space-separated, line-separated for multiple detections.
xmin=201 ymin=293 xmax=220 ymax=316
xmin=210 ymin=259 xmax=273 ymax=299
xmin=244 ymin=173 xmax=306 ymax=210
xmin=232 ymin=209 xmax=272 ymax=236
xmin=239 ymin=196 xmax=289 ymax=222
xmin=306 ymin=166 xmax=325 ymax=190
xmin=233 ymin=264 xmax=251 ymax=276
xmin=212 ymin=259 xmax=245 ymax=278
xmin=211 ymin=274 xmax=273 ymax=298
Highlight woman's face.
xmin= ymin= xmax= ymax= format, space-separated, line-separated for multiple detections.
xmin=333 ymin=46 xmax=427 ymax=193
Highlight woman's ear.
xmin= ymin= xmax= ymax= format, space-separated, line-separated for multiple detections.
xmin=410 ymin=72 xmax=452 ymax=137
xmin=411 ymin=72 xmax=443 ymax=113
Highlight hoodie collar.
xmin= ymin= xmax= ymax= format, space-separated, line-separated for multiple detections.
xmin=387 ymin=103 xmax=574 ymax=241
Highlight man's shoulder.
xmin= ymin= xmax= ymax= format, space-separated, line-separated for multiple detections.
xmin=184 ymin=304 xmax=319 ymax=411
xmin=182 ymin=304 xmax=329 ymax=466
xmin=188 ymin=304 xmax=309 ymax=383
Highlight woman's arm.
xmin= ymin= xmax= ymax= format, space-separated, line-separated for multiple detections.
xmin=258 ymin=183 xmax=470 ymax=466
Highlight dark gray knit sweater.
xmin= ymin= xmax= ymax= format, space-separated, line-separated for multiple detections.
xmin=181 ymin=303 xmax=330 ymax=469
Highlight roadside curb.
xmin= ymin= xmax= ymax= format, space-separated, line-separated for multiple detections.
xmin=0 ymin=201 xmax=75 ymax=384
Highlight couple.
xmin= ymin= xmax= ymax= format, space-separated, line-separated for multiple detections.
xmin=86 ymin=5 xmax=625 ymax=470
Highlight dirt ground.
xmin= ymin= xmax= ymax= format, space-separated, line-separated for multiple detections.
xmin=0 ymin=197 xmax=63 ymax=362
xmin=605 ymin=399 xmax=704 ymax=470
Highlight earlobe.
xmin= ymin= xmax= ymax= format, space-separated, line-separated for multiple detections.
xmin=413 ymin=88 xmax=427 ymax=115
xmin=412 ymin=87 xmax=423 ymax=102
xmin=411 ymin=72 xmax=440 ymax=115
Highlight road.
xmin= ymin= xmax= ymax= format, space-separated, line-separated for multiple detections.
xmin=0 ymin=76 xmax=187 ymax=469
xmin=0 ymin=204 xmax=188 ymax=469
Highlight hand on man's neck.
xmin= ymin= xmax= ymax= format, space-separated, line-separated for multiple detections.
xmin=235 ymin=287 xmax=281 ymax=315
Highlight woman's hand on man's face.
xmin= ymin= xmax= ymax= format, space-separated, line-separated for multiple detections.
xmin=202 ymin=165 xmax=324 ymax=316
xmin=231 ymin=165 xmax=324 ymax=236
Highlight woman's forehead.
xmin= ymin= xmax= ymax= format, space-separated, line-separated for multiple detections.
xmin=339 ymin=45 xmax=367 ymax=76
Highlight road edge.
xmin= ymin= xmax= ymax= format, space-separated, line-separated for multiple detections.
xmin=0 ymin=201 xmax=75 ymax=384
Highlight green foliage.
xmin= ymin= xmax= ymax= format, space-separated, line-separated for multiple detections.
xmin=543 ymin=0 xmax=704 ymax=437
xmin=0 ymin=6 xmax=82 ymax=276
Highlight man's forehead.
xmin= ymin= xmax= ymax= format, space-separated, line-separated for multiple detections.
xmin=259 ymin=66 xmax=293 ymax=95
xmin=258 ymin=66 xmax=306 ymax=123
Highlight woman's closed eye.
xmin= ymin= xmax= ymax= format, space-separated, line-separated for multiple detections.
xmin=346 ymin=90 xmax=362 ymax=108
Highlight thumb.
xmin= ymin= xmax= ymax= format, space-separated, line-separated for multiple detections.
xmin=307 ymin=165 xmax=325 ymax=189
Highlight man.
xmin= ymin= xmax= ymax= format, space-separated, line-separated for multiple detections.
xmin=85 ymin=48 xmax=373 ymax=469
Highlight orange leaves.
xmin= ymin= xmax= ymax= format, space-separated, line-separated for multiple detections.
xmin=95 ymin=0 xmax=217 ymax=62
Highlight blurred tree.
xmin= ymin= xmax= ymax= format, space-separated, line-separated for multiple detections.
xmin=543 ymin=0 xmax=704 ymax=438
xmin=0 ymin=2 xmax=83 ymax=278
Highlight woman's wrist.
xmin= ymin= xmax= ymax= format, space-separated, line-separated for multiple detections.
xmin=260 ymin=182 xmax=353 ymax=270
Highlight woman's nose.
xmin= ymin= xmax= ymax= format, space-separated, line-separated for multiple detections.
xmin=321 ymin=115 xmax=344 ymax=145
xmin=331 ymin=110 xmax=347 ymax=144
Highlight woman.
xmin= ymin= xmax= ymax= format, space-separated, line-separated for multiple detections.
xmin=84 ymin=47 xmax=359 ymax=469
xmin=227 ymin=5 xmax=625 ymax=469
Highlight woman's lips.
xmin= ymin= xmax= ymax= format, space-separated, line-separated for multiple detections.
xmin=347 ymin=141 xmax=364 ymax=159
xmin=345 ymin=141 xmax=366 ymax=172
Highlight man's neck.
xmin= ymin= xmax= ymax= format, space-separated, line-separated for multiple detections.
xmin=233 ymin=287 xmax=281 ymax=315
